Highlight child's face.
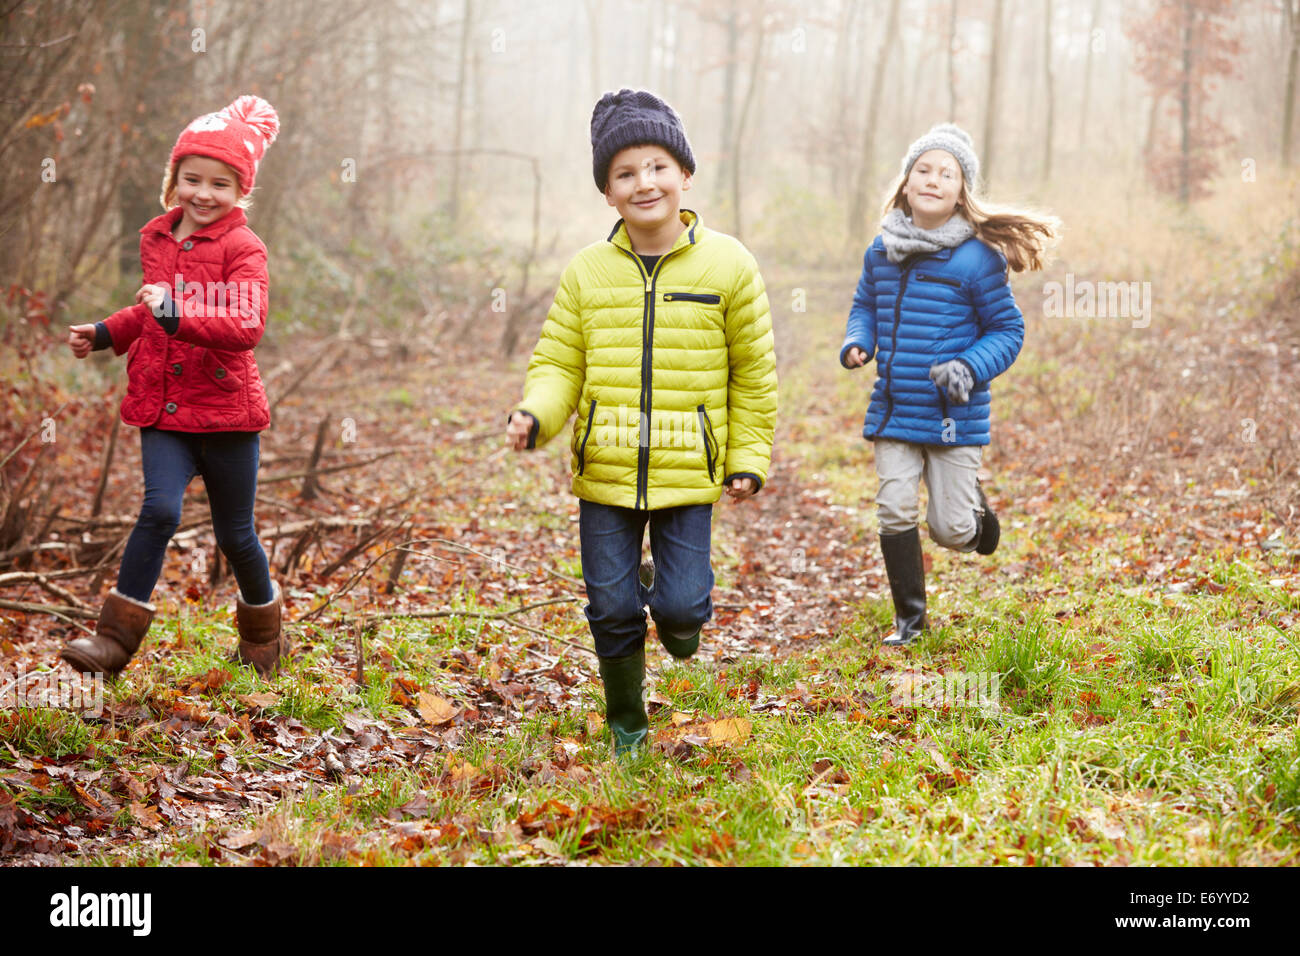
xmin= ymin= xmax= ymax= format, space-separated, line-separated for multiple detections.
xmin=175 ymin=155 xmax=240 ymax=229
xmin=604 ymin=145 xmax=692 ymax=230
xmin=903 ymin=149 xmax=963 ymax=227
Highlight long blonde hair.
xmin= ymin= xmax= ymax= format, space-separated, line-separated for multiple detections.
xmin=882 ymin=174 xmax=1058 ymax=274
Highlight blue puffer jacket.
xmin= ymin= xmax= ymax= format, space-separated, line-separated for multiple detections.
xmin=839 ymin=235 xmax=1024 ymax=446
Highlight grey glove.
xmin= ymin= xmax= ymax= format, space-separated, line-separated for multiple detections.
xmin=929 ymin=360 xmax=974 ymax=405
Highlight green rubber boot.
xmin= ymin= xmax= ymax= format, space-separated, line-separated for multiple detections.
xmin=657 ymin=627 xmax=700 ymax=660
xmin=598 ymin=648 xmax=649 ymax=758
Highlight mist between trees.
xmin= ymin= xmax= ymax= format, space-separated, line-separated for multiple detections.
xmin=2 ymin=0 xmax=1297 ymax=352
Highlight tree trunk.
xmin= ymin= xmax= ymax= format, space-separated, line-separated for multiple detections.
xmin=848 ymin=0 xmax=901 ymax=240
xmin=1179 ymin=0 xmax=1193 ymax=205
xmin=716 ymin=2 xmax=739 ymax=216
xmin=947 ymin=0 xmax=959 ymax=122
xmin=448 ymin=0 xmax=473 ymax=223
xmin=830 ymin=0 xmax=861 ymax=194
xmin=1283 ymin=0 xmax=1299 ymax=166
xmin=1144 ymin=93 xmax=1162 ymax=162
xmin=1042 ymin=0 xmax=1054 ymax=183
xmin=982 ymin=0 xmax=1005 ymax=191
xmin=730 ymin=10 xmax=766 ymax=240
xmin=1079 ymin=0 xmax=1102 ymax=145
xmin=116 ymin=0 xmax=193 ymax=277
xmin=586 ymin=0 xmax=603 ymax=101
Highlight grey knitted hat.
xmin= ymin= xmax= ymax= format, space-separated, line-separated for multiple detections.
xmin=590 ymin=88 xmax=696 ymax=192
xmin=901 ymin=123 xmax=979 ymax=188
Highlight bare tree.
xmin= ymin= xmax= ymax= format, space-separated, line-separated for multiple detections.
xmin=847 ymin=0 xmax=900 ymax=240
xmin=1079 ymin=0 xmax=1103 ymax=144
xmin=948 ymin=0 xmax=960 ymax=122
xmin=982 ymin=0 xmax=1006 ymax=190
xmin=448 ymin=0 xmax=474 ymax=222
xmin=1285 ymin=0 xmax=1299 ymax=165
xmin=1043 ymin=0 xmax=1055 ymax=182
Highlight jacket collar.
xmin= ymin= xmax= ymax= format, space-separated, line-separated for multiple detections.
xmin=140 ymin=206 xmax=248 ymax=242
xmin=607 ymin=208 xmax=700 ymax=254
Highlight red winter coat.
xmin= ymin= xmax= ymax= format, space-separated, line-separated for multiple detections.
xmin=101 ymin=206 xmax=271 ymax=432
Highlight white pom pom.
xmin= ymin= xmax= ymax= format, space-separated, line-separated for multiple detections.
xmin=221 ymin=95 xmax=279 ymax=146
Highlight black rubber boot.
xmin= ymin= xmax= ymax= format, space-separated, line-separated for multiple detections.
xmin=879 ymin=527 xmax=928 ymax=647
xmin=598 ymin=648 xmax=649 ymax=757
xmin=973 ymin=480 xmax=1000 ymax=555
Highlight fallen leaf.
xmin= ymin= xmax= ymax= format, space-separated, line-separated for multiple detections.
xmin=238 ymin=691 xmax=279 ymax=709
xmin=705 ymin=717 xmax=751 ymax=746
xmin=128 ymin=802 xmax=162 ymax=830
xmin=220 ymin=828 xmax=262 ymax=850
xmin=418 ymin=691 xmax=457 ymax=726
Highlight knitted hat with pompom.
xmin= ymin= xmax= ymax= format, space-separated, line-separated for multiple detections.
xmin=169 ymin=95 xmax=280 ymax=195
xmin=900 ymin=123 xmax=979 ymax=188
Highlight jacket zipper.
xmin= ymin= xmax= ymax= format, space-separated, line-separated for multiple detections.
xmin=577 ymin=398 xmax=597 ymax=476
xmin=878 ymin=262 xmax=914 ymax=433
xmin=696 ymin=404 xmax=716 ymax=483
xmin=663 ymin=292 xmax=721 ymax=304
xmin=615 ymin=246 xmax=676 ymax=510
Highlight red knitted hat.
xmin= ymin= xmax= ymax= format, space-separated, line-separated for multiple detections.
xmin=169 ymin=95 xmax=280 ymax=195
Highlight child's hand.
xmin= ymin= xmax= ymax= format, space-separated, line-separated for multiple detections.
xmin=724 ymin=476 xmax=757 ymax=502
xmin=135 ymin=283 xmax=169 ymax=316
xmin=506 ymin=411 xmax=536 ymax=451
xmin=845 ymin=346 xmax=869 ymax=368
xmin=68 ymin=324 xmax=96 ymax=359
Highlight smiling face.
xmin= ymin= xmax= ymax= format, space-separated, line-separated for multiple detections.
xmin=903 ymin=149 xmax=963 ymax=229
xmin=174 ymin=155 xmax=241 ymax=232
xmin=604 ymin=145 xmax=692 ymax=240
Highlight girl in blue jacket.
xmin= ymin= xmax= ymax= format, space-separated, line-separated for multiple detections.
xmin=841 ymin=124 xmax=1057 ymax=646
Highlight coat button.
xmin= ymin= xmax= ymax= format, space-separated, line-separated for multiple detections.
xmin=171 ymin=363 xmax=182 ymax=375
xmin=165 ymin=402 xmax=178 ymax=413
xmin=182 ymin=240 xmax=193 ymax=250
xmin=214 ymin=367 xmax=226 ymax=379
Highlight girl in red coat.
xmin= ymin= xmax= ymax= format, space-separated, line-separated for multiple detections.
xmin=63 ymin=95 xmax=287 ymax=678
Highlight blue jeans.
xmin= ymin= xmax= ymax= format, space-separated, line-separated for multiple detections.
xmin=578 ymin=499 xmax=714 ymax=660
xmin=116 ymin=427 xmax=273 ymax=605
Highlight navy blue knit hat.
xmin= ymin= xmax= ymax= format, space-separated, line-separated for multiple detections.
xmin=590 ymin=89 xmax=696 ymax=192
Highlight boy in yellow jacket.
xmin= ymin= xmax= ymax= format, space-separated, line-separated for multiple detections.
xmin=506 ymin=89 xmax=778 ymax=757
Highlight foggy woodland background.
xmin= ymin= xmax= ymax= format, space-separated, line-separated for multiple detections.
xmin=3 ymin=0 xmax=1298 ymax=351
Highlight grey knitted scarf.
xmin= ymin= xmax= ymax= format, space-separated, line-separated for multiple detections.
xmin=880 ymin=208 xmax=975 ymax=264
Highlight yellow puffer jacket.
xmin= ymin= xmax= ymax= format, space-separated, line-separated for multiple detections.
xmin=517 ymin=209 xmax=777 ymax=510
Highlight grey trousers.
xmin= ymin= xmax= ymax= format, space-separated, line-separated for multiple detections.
xmin=874 ymin=438 xmax=982 ymax=550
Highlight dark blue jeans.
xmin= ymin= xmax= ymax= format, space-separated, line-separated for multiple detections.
xmin=578 ymin=499 xmax=714 ymax=660
xmin=116 ymin=427 xmax=273 ymax=605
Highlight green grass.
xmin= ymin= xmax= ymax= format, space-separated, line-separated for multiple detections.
xmin=39 ymin=554 xmax=1300 ymax=866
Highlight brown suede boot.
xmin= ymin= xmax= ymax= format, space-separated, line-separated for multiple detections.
xmin=60 ymin=589 xmax=156 ymax=678
xmin=233 ymin=583 xmax=288 ymax=677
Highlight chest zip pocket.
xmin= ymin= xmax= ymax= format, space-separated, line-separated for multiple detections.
xmin=664 ymin=292 xmax=722 ymax=304
xmin=696 ymin=404 xmax=717 ymax=483
xmin=916 ymin=273 xmax=963 ymax=289
xmin=577 ymin=399 xmax=597 ymax=476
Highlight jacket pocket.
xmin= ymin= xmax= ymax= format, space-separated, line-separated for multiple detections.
xmin=202 ymin=350 xmax=244 ymax=392
xmin=663 ymin=292 xmax=722 ymax=305
xmin=917 ymin=273 xmax=962 ymax=289
xmin=577 ymin=399 xmax=597 ymax=476
xmin=696 ymin=404 xmax=717 ymax=483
